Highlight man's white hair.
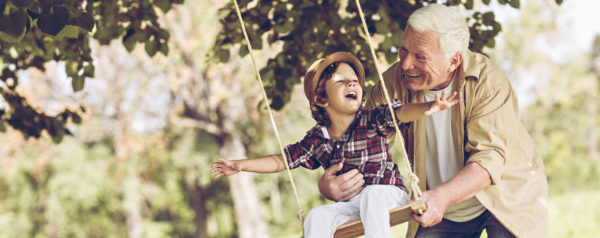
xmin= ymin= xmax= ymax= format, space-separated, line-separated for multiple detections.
xmin=407 ymin=4 xmax=470 ymax=59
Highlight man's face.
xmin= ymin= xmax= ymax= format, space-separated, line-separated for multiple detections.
xmin=398 ymin=26 xmax=455 ymax=91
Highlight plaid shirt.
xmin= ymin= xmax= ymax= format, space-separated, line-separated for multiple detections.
xmin=284 ymin=99 xmax=408 ymax=191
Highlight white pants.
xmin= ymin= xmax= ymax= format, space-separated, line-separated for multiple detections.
xmin=304 ymin=185 xmax=408 ymax=238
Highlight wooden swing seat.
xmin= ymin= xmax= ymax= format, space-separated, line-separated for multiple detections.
xmin=333 ymin=200 xmax=426 ymax=238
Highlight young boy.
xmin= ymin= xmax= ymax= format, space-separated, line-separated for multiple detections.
xmin=211 ymin=52 xmax=459 ymax=237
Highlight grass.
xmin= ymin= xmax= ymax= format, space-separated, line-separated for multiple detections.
xmin=548 ymin=190 xmax=600 ymax=237
xmin=381 ymin=190 xmax=600 ymax=238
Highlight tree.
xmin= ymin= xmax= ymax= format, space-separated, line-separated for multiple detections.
xmin=212 ymin=0 xmax=563 ymax=111
xmin=0 ymin=0 xmax=183 ymax=142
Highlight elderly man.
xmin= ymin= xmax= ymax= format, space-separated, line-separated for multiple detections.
xmin=318 ymin=4 xmax=547 ymax=238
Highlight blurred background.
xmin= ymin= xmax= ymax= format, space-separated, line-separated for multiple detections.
xmin=1 ymin=0 xmax=599 ymax=237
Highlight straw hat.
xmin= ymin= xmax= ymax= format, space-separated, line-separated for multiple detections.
xmin=303 ymin=52 xmax=365 ymax=108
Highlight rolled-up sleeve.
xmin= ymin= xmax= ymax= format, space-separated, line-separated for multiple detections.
xmin=465 ymin=80 xmax=519 ymax=185
xmin=368 ymin=99 xmax=410 ymax=136
xmin=284 ymin=134 xmax=322 ymax=170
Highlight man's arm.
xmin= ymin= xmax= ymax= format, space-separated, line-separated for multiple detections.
xmin=412 ymin=162 xmax=491 ymax=227
xmin=318 ymin=163 xmax=365 ymax=202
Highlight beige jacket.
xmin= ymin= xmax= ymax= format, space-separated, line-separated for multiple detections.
xmin=366 ymin=50 xmax=547 ymax=238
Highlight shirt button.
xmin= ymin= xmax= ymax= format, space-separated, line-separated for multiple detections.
xmin=336 ymin=144 xmax=340 ymax=149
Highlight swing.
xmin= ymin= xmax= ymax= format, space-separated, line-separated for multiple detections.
xmin=232 ymin=0 xmax=426 ymax=237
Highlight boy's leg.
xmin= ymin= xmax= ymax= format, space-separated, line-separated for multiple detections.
xmin=304 ymin=195 xmax=361 ymax=238
xmin=359 ymin=185 xmax=408 ymax=238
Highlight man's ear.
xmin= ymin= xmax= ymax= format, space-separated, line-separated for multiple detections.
xmin=448 ymin=52 xmax=463 ymax=73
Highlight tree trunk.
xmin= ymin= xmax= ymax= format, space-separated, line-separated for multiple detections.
xmin=220 ymin=131 xmax=270 ymax=238
xmin=588 ymin=103 xmax=598 ymax=161
xmin=124 ymin=175 xmax=143 ymax=238
xmin=191 ymin=182 xmax=208 ymax=238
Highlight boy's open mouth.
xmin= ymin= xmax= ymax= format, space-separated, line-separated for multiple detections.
xmin=345 ymin=91 xmax=358 ymax=100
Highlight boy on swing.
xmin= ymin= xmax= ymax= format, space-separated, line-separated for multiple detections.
xmin=211 ymin=52 xmax=460 ymax=237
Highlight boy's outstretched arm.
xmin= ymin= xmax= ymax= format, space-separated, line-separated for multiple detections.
xmin=210 ymin=154 xmax=286 ymax=179
xmin=395 ymin=91 xmax=461 ymax=123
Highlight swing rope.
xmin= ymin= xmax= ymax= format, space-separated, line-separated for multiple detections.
xmin=354 ymin=0 xmax=423 ymax=198
xmin=232 ymin=0 xmax=305 ymax=232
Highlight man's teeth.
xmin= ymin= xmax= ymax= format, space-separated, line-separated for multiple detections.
xmin=407 ymin=73 xmax=421 ymax=78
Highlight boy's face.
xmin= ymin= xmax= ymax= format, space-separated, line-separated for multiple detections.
xmin=318 ymin=63 xmax=363 ymax=117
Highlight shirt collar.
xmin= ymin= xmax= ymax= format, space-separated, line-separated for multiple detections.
xmin=309 ymin=106 xmax=366 ymax=141
xmin=459 ymin=49 xmax=482 ymax=81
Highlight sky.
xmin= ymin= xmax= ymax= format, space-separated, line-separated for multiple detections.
xmin=494 ymin=0 xmax=600 ymax=62
xmin=473 ymin=0 xmax=600 ymax=106
xmin=542 ymin=0 xmax=600 ymax=62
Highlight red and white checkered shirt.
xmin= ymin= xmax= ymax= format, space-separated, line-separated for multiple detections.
xmin=284 ymin=99 xmax=408 ymax=191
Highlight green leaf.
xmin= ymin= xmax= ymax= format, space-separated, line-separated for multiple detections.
xmin=65 ymin=61 xmax=77 ymax=77
xmin=144 ymin=38 xmax=160 ymax=57
xmin=465 ymin=0 xmax=474 ymax=10
xmin=72 ymin=113 xmax=81 ymax=124
xmin=270 ymin=95 xmax=284 ymax=110
xmin=122 ymin=29 xmax=137 ymax=52
xmin=508 ymin=0 xmax=520 ymax=8
xmin=0 ymin=8 xmax=27 ymax=42
xmin=51 ymin=128 xmax=64 ymax=144
xmin=38 ymin=6 xmax=70 ymax=35
xmin=9 ymin=0 xmax=33 ymax=8
xmin=239 ymin=43 xmax=249 ymax=57
xmin=485 ymin=38 xmax=495 ymax=48
xmin=159 ymin=42 xmax=168 ymax=55
xmin=482 ymin=12 xmax=495 ymax=25
xmin=0 ymin=0 xmax=6 ymax=14
xmin=55 ymin=25 xmax=79 ymax=39
xmin=218 ymin=49 xmax=230 ymax=63
xmin=75 ymin=13 xmax=95 ymax=31
xmin=71 ymin=76 xmax=85 ymax=92
xmin=83 ymin=64 xmax=94 ymax=77
xmin=154 ymin=0 xmax=171 ymax=13
xmin=482 ymin=0 xmax=491 ymax=5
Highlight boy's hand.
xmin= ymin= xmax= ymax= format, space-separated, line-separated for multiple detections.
xmin=424 ymin=91 xmax=461 ymax=116
xmin=211 ymin=158 xmax=242 ymax=179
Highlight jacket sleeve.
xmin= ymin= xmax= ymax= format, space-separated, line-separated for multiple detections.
xmin=465 ymin=74 xmax=519 ymax=185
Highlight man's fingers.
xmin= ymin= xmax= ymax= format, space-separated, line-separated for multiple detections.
xmin=339 ymin=186 xmax=362 ymax=201
xmin=340 ymin=171 xmax=364 ymax=190
xmin=337 ymin=168 xmax=360 ymax=181
xmin=323 ymin=163 xmax=344 ymax=176
xmin=337 ymin=170 xmax=364 ymax=201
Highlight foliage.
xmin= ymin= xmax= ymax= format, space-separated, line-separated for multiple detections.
xmin=0 ymin=0 xmax=183 ymax=142
xmin=492 ymin=0 xmax=600 ymax=194
xmin=212 ymin=0 xmax=562 ymax=110
xmin=0 ymin=128 xmax=238 ymax=237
